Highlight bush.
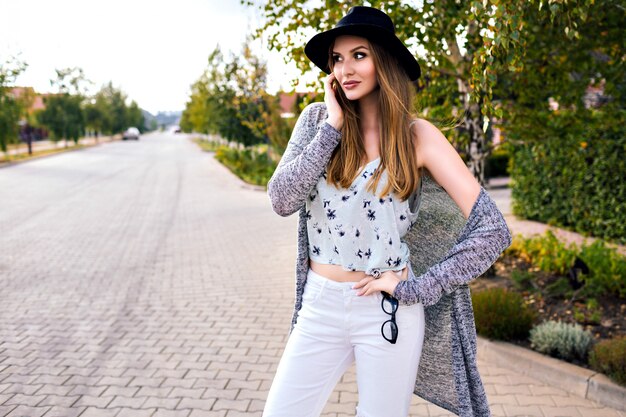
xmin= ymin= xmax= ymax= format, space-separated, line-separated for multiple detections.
xmin=578 ymin=240 xmax=626 ymax=298
xmin=510 ymin=269 xmax=535 ymax=291
xmin=573 ymin=298 xmax=602 ymax=325
xmin=509 ymin=108 xmax=626 ymax=244
xmin=589 ymin=336 xmax=626 ymax=386
xmin=214 ymin=146 xmax=276 ymax=186
xmin=509 ymin=230 xmax=577 ymax=275
xmin=472 ymin=288 xmax=536 ymax=341
xmin=529 ymin=320 xmax=594 ymax=362
xmin=485 ymin=148 xmax=510 ymax=178
xmin=507 ymin=231 xmax=626 ymax=298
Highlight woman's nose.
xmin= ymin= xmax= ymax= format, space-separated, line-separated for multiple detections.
xmin=341 ymin=60 xmax=355 ymax=77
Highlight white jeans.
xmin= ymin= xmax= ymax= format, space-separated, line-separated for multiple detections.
xmin=263 ymin=268 xmax=425 ymax=417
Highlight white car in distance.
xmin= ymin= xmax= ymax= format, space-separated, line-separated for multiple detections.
xmin=122 ymin=127 xmax=140 ymax=140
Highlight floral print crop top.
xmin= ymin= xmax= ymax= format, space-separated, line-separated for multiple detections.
xmin=305 ymin=157 xmax=422 ymax=275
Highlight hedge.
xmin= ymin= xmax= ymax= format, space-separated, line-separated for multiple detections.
xmin=508 ymin=109 xmax=625 ymax=244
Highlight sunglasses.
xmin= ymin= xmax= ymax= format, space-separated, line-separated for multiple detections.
xmin=381 ymin=291 xmax=399 ymax=344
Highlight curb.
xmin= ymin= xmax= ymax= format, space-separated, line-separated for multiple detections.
xmin=0 ymin=136 xmax=120 ymax=169
xmin=189 ymin=136 xmax=267 ymax=193
xmin=477 ymin=336 xmax=626 ymax=411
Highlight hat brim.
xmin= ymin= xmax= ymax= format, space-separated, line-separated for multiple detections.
xmin=304 ymin=24 xmax=421 ymax=81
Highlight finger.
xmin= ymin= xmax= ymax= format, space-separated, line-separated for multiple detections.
xmin=352 ymin=276 xmax=371 ymax=290
xmin=357 ymin=280 xmax=379 ymax=296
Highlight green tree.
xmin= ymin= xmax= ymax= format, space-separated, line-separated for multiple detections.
xmin=0 ymin=57 xmax=28 ymax=153
xmin=126 ymin=101 xmax=144 ymax=132
xmin=182 ymin=44 xmax=278 ymax=147
xmin=498 ymin=0 xmax=625 ymax=122
xmin=182 ymin=48 xmax=227 ymax=134
xmin=98 ymin=82 xmax=128 ymax=134
xmin=247 ymin=0 xmax=600 ymax=184
xmin=37 ymin=93 xmax=84 ymax=145
xmin=83 ymin=100 xmax=106 ymax=139
xmin=37 ymin=67 xmax=89 ymax=146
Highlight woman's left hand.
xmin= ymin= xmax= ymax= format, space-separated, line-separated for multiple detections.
xmin=353 ymin=270 xmax=401 ymax=296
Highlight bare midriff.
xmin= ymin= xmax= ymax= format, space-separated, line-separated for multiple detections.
xmin=309 ymin=259 xmax=409 ymax=283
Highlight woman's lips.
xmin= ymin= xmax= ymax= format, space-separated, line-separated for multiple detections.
xmin=343 ymin=81 xmax=360 ymax=90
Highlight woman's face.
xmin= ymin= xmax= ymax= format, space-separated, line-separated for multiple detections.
xmin=331 ymin=35 xmax=378 ymax=101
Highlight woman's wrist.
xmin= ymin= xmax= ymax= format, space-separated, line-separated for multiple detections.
xmin=326 ymin=116 xmax=343 ymax=131
xmin=381 ymin=271 xmax=401 ymax=295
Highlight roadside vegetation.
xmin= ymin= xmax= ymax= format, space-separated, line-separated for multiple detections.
xmin=1 ymin=58 xmax=145 ymax=160
xmin=471 ymin=231 xmax=626 ymax=386
xmin=193 ymin=138 xmax=277 ymax=186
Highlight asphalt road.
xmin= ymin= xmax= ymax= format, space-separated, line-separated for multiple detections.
xmin=0 ymin=132 xmax=622 ymax=417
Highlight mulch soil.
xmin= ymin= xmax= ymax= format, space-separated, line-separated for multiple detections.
xmin=470 ymin=254 xmax=626 ymax=368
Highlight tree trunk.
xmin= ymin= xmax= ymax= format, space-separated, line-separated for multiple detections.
xmin=457 ymin=79 xmax=487 ymax=186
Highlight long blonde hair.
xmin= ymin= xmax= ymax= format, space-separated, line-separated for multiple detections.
xmin=325 ymin=39 xmax=420 ymax=201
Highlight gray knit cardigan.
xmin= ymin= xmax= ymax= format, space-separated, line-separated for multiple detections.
xmin=267 ymin=102 xmax=512 ymax=417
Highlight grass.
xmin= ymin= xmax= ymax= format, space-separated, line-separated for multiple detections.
xmin=193 ymin=137 xmax=277 ymax=187
xmin=1 ymin=137 xmax=117 ymax=165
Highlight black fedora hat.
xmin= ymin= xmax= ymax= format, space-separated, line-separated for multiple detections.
xmin=304 ymin=6 xmax=421 ymax=81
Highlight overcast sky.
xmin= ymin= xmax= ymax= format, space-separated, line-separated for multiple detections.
xmin=1 ymin=0 xmax=312 ymax=114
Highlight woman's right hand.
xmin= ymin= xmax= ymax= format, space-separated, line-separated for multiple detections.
xmin=324 ymin=73 xmax=343 ymax=131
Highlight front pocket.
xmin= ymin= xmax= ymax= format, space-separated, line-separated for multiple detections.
xmin=396 ymin=303 xmax=424 ymax=329
xmin=302 ymin=280 xmax=324 ymax=306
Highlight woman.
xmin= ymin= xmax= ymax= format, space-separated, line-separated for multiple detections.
xmin=264 ymin=6 xmax=511 ymax=417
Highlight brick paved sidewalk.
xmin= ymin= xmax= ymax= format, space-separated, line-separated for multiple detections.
xmin=0 ymin=135 xmax=623 ymax=417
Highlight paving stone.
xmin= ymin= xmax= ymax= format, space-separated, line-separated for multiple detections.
xmin=152 ymin=409 xmax=191 ymax=417
xmin=501 ymin=404 xmax=546 ymax=416
xmin=538 ymin=405 xmax=584 ymax=417
xmin=135 ymin=387 xmax=173 ymax=397
xmin=212 ymin=399 xmax=250 ymax=412
xmin=248 ymin=399 xmax=266 ymax=413
xmin=143 ymin=397 xmax=181 ymax=409
xmin=115 ymin=408 xmax=158 ymax=417
xmin=73 ymin=395 xmax=114 ymax=408
xmin=494 ymin=383 xmax=533 ymax=396
xmin=176 ymin=397 xmax=216 ymax=410
xmin=34 ymin=384 xmax=74 ymax=396
xmin=128 ymin=377 xmax=165 ymax=387
xmin=2 ymin=384 xmax=43 ymax=395
xmin=225 ymin=412 xmax=261 ymax=417
xmin=109 ymin=395 xmax=148 ymax=408
xmin=4 ymin=394 xmax=47 ymax=407
xmin=188 ymin=411 xmax=226 ymax=417
xmin=5 ymin=405 xmax=50 ymax=417
xmin=514 ymin=393 xmax=556 ymax=406
xmin=66 ymin=385 xmax=108 ymax=396
xmin=200 ymin=388 xmax=238 ymax=401
xmin=161 ymin=378 xmax=196 ymax=389
xmin=43 ymin=406 xmax=87 ymax=417
xmin=96 ymin=376 xmax=133 ymax=387
xmin=236 ymin=389 xmax=267 ymax=401
xmin=37 ymin=395 xmax=80 ymax=407
xmin=0 ymin=406 xmax=17 ymax=415
xmin=101 ymin=386 xmax=140 ymax=397
xmin=169 ymin=388 xmax=205 ymax=399
xmin=79 ymin=407 xmax=122 ymax=417
xmin=191 ymin=379 xmax=227 ymax=390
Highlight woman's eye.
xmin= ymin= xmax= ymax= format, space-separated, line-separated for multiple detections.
xmin=355 ymin=52 xmax=366 ymax=59
xmin=332 ymin=55 xmax=342 ymax=63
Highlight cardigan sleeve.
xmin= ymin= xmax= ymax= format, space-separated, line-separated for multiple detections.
xmin=267 ymin=103 xmax=341 ymax=217
xmin=393 ymin=187 xmax=512 ymax=306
